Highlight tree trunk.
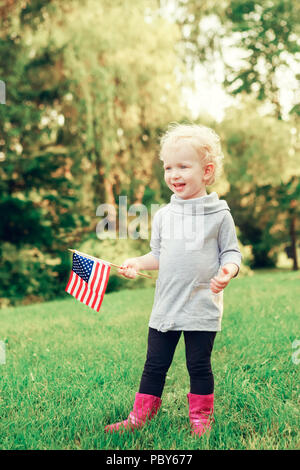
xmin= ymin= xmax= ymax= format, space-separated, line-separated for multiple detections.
xmin=92 ymin=115 xmax=106 ymax=205
xmin=290 ymin=212 xmax=298 ymax=271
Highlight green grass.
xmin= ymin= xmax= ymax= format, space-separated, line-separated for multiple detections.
xmin=0 ymin=270 xmax=299 ymax=450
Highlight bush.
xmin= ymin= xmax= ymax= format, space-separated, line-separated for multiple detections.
xmin=0 ymin=242 xmax=69 ymax=308
xmin=236 ymin=228 xmax=254 ymax=277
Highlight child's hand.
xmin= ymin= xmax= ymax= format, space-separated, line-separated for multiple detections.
xmin=118 ymin=258 xmax=140 ymax=279
xmin=210 ymin=266 xmax=232 ymax=293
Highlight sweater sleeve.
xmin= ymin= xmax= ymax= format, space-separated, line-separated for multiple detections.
xmin=149 ymin=209 xmax=161 ymax=260
xmin=218 ymin=211 xmax=242 ymax=277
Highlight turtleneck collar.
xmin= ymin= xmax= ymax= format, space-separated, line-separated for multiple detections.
xmin=170 ymin=192 xmax=229 ymax=215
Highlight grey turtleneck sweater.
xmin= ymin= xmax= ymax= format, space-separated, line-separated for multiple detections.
xmin=148 ymin=192 xmax=242 ymax=332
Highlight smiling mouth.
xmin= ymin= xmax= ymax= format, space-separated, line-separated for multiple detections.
xmin=173 ymin=183 xmax=186 ymax=189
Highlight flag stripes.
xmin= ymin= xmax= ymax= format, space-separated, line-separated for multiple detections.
xmin=65 ymin=253 xmax=111 ymax=312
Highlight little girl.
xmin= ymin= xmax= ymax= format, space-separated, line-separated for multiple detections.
xmin=105 ymin=123 xmax=242 ymax=437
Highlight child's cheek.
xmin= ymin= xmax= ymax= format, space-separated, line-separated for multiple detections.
xmin=165 ymin=175 xmax=172 ymax=188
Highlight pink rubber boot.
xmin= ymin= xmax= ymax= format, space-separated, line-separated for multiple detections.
xmin=104 ymin=392 xmax=162 ymax=433
xmin=187 ymin=393 xmax=214 ymax=437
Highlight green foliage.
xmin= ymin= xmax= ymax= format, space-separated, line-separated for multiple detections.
xmin=220 ymin=99 xmax=300 ymax=186
xmin=50 ymin=0 xmax=184 ymax=208
xmin=175 ymin=0 xmax=299 ymax=119
xmin=0 ymin=243 xmax=69 ymax=308
xmin=0 ymin=0 xmax=185 ymax=306
xmin=217 ymin=99 xmax=300 ymax=267
xmin=0 ymin=1 xmax=87 ymax=306
xmin=223 ymin=0 xmax=299 ymax=115
xmin=174 ymin=0 xmax=299 ymax=268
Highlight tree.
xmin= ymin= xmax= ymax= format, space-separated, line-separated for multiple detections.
xmin=218 ymin=98 xmax=300 ymax=267
xmin=173 ymin=0 xmax=299 ymax=118
xmin=58 ymin=0 xmax=184 ymax=207
xmin=0 ymin=0 xmax=186 ymax=304
xmin=223 ymin=0 xmax=299 ymax=119
xmin=0 ymin=0 xmax=89 ymax=304
xmin=173 ymin=0 xmax=300 ymax=268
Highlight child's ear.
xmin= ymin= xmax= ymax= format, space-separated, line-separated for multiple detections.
xmin=204 ymin=163 xmax=214 ymax=180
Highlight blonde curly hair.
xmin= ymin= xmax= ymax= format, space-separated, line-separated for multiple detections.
xmin=159 ymin=123 xmax=224 ymax=185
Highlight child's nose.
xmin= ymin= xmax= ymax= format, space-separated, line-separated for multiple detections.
xmin=171 ymin=169 xmax=181 ymax=179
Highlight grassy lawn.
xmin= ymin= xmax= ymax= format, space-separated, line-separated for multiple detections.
xmin=0 ymin=270 xmax=299 ymax=450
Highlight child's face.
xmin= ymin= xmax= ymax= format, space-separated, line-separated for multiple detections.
xmin=163 ymin=141 xmax=213 ymax=200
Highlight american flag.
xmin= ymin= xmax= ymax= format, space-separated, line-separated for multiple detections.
xmin=65 ymin=253 xmax=111 ymax=312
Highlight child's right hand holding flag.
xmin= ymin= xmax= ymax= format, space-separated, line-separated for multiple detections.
xmin=118 ymin=258 xmax=141 ymax=279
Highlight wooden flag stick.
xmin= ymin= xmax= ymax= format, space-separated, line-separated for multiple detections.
xmin=68 ymin=249 xmax=152 ymax=279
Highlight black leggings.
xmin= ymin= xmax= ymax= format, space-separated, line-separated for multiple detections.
xmin=139 ymin=327 xmax=216 ymax=398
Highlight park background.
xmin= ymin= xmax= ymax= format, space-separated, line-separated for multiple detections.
xmin=0 ymin=0 xmax=299 ymax=450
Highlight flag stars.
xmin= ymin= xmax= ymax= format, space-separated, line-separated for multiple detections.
xmin=72 ymin=254 xmax=94 ymax=282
